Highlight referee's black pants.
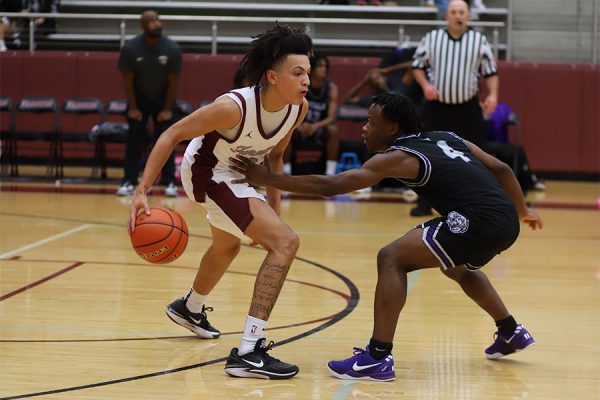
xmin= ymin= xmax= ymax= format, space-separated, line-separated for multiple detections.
xmin=422 ymin=97 xmax=487 ymax=147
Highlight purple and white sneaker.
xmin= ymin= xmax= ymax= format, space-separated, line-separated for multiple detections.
xmin=327 ymin=346 xmax=395 ymax=381
xmin=485 ymin=324 xmax=535 ymax=359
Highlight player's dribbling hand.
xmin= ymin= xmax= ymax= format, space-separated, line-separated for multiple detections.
xmin=229 ymin=156 xmax=269 ymax=186
xmin=522 ymin=208 xmax=543 ymax=230
xmin=128 ymin=187 xmax=151 ymax=235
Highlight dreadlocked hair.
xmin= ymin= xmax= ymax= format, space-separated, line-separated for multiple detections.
xmin=240 ymin=23 xmax=313 ymax=87
xmin=371 ymin=93 xmax=422 ymax=136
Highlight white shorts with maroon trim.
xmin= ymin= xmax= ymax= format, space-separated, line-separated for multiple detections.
xmin=181 ymin=167 xmax=265 ymax=240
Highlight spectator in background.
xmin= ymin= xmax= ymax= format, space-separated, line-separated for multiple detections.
xmin=342 ymin=64 xmax=418 ymax=197
xmin=0 ymin=0 xmax=23 ymax=51
xmin=484 ymin=103 xmax=545 ymax=193
xmin=343 ymin=47 xmax=424 ymax=111
xmin=15 ymin=0 xmax=60 ymax=48
xmin=116 ymin=10 xmax=182 ymax=197
xmin=343 ymin=69 xmax=390 ymax=108
xmin=375 ymin=46 xmax=425 ymax=112
xmin=284 ymin=54 xmax=340 ymax=176
xmin=319 ymin=0 xmax=350 ymax=4
xmin=411 ymin=0 xmax=498 ymax=216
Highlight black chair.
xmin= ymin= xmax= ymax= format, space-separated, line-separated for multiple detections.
xmin=14 ymin=96 xmax=60 ymax=177
xmin=60 ymin=97 xmax=105 ymax=178
xmin=0 ymin=97 xmax=16 ymax=176
xmin=91 ymin=98 xmax=128 ymax=179
xmin=336 ymin=104 xmax=369 ymax=122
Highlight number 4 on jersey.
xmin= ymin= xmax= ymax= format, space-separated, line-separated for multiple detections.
xmin=437 ymin=140 xmax=471 ymax=162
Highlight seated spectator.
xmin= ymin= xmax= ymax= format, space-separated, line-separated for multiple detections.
xmin=483 ymin=103 xmax=545 ymax=193
xmin=319 ymin=0 xmax=350 ymax=4
xmin=374 ymin=46 xmax=425 ymax=111
xmin=342 ymin=70 xmax=389 ymax=108
xmin=342 ymin=65 xmax=419 ymax=196
xmin=15 ymin=0 xmax=60 ymax=48
xmin=343 ymin=47 xmax=424 ymax=112
xmin=283 ymin=54 xmax=340 ymax=176
xmin=0 ymin=0 xmax=23 ymax=51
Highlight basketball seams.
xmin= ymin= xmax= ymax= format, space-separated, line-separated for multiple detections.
xmin=155 ymin=229 xmax=188 ymax=264
xmin=130 ymin=207 xmax=189 ymax=264
xmin=133 ymin=222 xmax=187 ymax=237
xmin=133 ymin=208 xmax=174 ymax=247
xmin=154 ymin=211 xmax=188 ymax=263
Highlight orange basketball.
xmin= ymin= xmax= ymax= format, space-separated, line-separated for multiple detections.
xmin=131 ymin=207 xmax=189 ymax=264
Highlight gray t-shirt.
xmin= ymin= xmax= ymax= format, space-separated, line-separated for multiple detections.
xmin=118 ymin=34 xmax=182 ymax=110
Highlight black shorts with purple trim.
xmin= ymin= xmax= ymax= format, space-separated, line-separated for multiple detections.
xmin=418 ymin=208 xmax=520 ymax=270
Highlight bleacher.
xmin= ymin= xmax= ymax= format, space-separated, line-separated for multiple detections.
xmin=2 ymin=1 xmax=510 ymax=57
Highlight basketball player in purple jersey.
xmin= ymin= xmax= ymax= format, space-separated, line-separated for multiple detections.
xmin=231 ymin=93 xmax=542 ymax=381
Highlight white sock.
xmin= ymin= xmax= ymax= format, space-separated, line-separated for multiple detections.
xmin=283 ymin=163 xmax=291 ymax=175
xmin=326 ymin=160 xmax=337 ymax=176
xmin=185 ymin=288 xmax=206 ymax=314
xmin=0 ymin=39 xmax=7 ymax=51
xmin=237 ymin=315 xmax=267 ymax=356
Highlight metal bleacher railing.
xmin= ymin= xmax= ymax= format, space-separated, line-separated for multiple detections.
xmin=0 ymin=1 xmax=512 ymax=59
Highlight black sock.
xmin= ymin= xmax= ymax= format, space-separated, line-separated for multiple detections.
xmin=368 ymin=337 xmax=393 ymax=360
xmin=495 ymin=315 xmax=518 ymax=338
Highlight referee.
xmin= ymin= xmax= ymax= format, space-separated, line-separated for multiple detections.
xmin=411 ymin=0 xmax=499 ymax=216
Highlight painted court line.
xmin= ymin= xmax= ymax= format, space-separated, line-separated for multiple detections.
xmin=330 ymin=270 xmax=421 ymax=397
xmin=0 ymin=262 xmax=84 ymax=302
xmin=0 ymin=224 xmax=91 ymax=259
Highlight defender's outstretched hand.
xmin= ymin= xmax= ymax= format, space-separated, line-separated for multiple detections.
xmin=522 ymin=208 xmax=543 ymax=230
xmin=229 ymin=156 xmax=270 ymax=186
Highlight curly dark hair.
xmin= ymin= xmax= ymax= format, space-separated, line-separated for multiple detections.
xmin=371 ymin=93 xmax=422 ymax=136
xmin=240 ymin=24 xmax=313 ymax=86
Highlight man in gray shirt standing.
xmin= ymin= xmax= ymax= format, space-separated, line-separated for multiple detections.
xmin=117 ymin=10 xmax=182 ymax=197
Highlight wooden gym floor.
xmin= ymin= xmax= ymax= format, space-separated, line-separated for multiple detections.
xmin=0 ymin=174 xmax=599 ymax=400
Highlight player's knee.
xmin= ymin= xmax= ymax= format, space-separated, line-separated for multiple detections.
xmin=377 ymin=245 xmax=400 ymax=271
xmin=272 ymin=230 xmax=300 ymax=257
xmin=228 ymin=242 xmax=242 ymax=258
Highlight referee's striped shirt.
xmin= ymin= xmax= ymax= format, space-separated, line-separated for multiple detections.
xmin=412 ymin=28 xmax=497 ymax=104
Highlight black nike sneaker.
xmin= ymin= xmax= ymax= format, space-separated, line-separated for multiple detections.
xmin=224 ymin=338 xmax=299 ymax=379
xmin=165 ymin=297 xmax=220 ymax=339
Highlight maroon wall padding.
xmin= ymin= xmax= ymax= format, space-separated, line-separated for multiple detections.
xmin=496 ymin=61 xmax=599 ymax=173
xmin=329 ymin=56 xmax=380 ymax=141
xmin=581 ymin=66 xmax=600 ymax=172
xmin=0 ymin=51 xmax=598 ymax=173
